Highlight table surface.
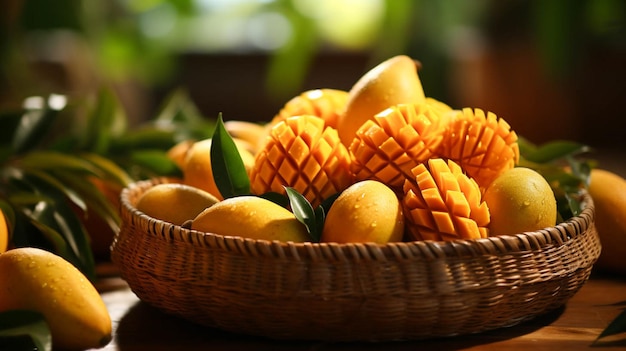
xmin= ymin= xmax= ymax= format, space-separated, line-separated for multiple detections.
xmin=91 ymin=263 xmax=626 ymax=351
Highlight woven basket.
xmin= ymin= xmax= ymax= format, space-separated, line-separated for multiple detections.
xmin=111 ymin=177 xmax=601 ymax=341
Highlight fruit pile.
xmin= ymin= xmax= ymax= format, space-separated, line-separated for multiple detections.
xmin=141 ymin=55 xmax=566 ymax=245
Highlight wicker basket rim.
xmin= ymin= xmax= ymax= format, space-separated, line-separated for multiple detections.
xmin=119 ymin=178 xmax=595 ymax=261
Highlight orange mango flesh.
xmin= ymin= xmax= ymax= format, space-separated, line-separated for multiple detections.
xmin=249 ymin=115 xmax=354 ymax=207
xmin=270 ymin=89 xmax=349 ymax=129
xmin=403 ymin=158 xmax=490 ymax=241
xmin=349 ymin=102 xmax=450 ymax=191
xmin=436 ymin=108 xmax=519 ymax=190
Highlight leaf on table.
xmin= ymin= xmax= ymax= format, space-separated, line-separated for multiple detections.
xmin=0 ymin=310 xmax=51 ymax=351
xmin=595 ymin=308 xmax=626 ymax=344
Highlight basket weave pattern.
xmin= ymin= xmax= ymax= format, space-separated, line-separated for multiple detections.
xmin=111 ymin=178 xmax=601 ymax=341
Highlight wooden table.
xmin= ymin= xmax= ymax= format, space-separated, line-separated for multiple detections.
xmin=91 ymin=266 xmax=626 ymax=351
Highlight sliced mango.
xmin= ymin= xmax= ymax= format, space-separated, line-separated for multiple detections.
xmin=436 ymin=108 xmax=519 ymax=190
xmin=403 ymin=158 xmax=490 ymax=241
xmin=349 ymin=102 xmax=449 ymax=191
xmin=270 ymin=89 xmax=349 ymax=129
xmin=249 ymin=115 xmax=354 ymax=207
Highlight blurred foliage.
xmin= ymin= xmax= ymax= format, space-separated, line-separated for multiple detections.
xmin=2 ymin=0 xmax=625 ymax=108
xmin=0 ymin=87 xmax=214 ymax=278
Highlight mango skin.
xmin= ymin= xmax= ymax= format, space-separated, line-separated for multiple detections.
xmin=588 ymin=169 xmax=626 ymax=275
xmin=337 ymin=55 xmax=426 ymax=146
xmin=191 ymin=196 xmax=310 ymax=242
xmin=0 ymin=247 xmax=112 ymax=350
xmin=321 ymin=180 xmax=405 ymax=244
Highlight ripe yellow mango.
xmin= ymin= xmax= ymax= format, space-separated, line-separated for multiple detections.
xmin=588 ymin=168 xmax=626 ymax=275
xmin=0 ymin=247 xmax=112 ymax=350
xmin=337 ymin=55 xmax=426 ymax=145
xmin=321 ymin=180 xmax=404 ymax=244
xmin=191 ymin=196 xmax=310 ymax=242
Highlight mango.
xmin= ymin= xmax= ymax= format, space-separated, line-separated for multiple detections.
xmin=0 ymin=247 xmax=112 ymax=350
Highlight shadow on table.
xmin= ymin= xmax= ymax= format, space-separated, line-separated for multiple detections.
xmin=114 ymin=300 xmax=564 ymax=351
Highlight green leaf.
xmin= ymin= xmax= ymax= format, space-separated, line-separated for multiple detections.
xmin=20 ymin=168 xmax=87 ymax=213
xmin=24 ymin=200 xmax=95 ymax=280
xmin=111 ymin=127 xmax=179 ymax=151
xmin=11 ymin=96 xmax=63 ymax=155
xmin=130 ymin=150 xmax=181 ymax=177
xmin=596 ymin=307 xmax=626 ymax=342
xmin=519 ymin=138 xmax=590 ymax=164
xmin=0 ymin=310 xmax=51 ymax=351
xmin=210 ymin=114 xmax=250 ymax=198
xmin=83 ymin=87 xmax=127 ymax=154
xmin=284 ymin=187 xmax=321 ymax=242
xmin=153 ymin=88 xmax=204 ymax=124
xmin=79 ymin=152 xmax=134 ymax=187
xmin=18 ymin=150 xmax=101 ymax=176
xmin=52 ymin=169 xmax=121 ymax=235
xmin=8 ymin=170 xmax=97 ymax=278
xmin=0 ymin=111 xmax=23 ymax=150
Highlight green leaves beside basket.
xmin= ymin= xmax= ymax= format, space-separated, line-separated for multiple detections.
xmin=0 ymin=87 xmax=216 ymax=278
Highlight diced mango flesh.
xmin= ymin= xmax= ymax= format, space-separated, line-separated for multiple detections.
xmin=349 ymin=103 xmax=448 ymax=191
xmin=250 ymin=115 xmax=353 ymax=207
xmin=402 ymin=158 xmax=490 ymax=241
xmin=437 ymin=108 xmax=519 ymax=189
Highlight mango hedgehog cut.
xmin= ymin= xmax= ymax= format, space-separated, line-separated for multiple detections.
xmin=270 ymin=89 xmax=349 ymax=130
xmin=348 ymin=102 xmax=450 ymax=191
xmin=436 ymin=108 xmax=519 ymax=190
xmin=249 ymin=115 xmax=354 ymax=207
xmin=403 ymin=158 xmax=490 ymax=241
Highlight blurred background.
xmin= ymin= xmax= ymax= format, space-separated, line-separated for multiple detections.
xmin=2 ymin=0 xmax=626 ymax=149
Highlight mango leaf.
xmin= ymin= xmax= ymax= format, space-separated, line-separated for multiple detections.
xmin=284 ymin=187 xmax=322 ymax=242
xmin=129 ymin=150 xmax=181 ymax=177
xmin=0 ymin=111 xmax=23 ymax=150
xmin=82 ymin=87 xmax=127 ymax=154
xmin=595 ymin=306 xmax=626 ymax=344
xmin=153 ymin=88 xmax=204 ymax=124
xmin=210 ymin=114 xmax=250 ymax=198
xmin=111 ymin=127 xmax=180 ymax=152
xmin=0 ymin=310 xmax=51 ymax=351
xmin=11 ymin=95 xmax=63 ymax=155
xmin=8 ymin=170 xmax=96 ymax=278
xmin=52 ymin=169 xmax=121 ymax=235
xmin=24 ymin=200 xmax=95 ymax=280
xmin=17 ymin=150 xmax=101 ymax=176
xmin=79 ymin=152 xmax=134 ymax=187
xmin=519 ymin=138 xmax=590 ymax=164
xmin=19 ymin=168 xmax=87 ymax=213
